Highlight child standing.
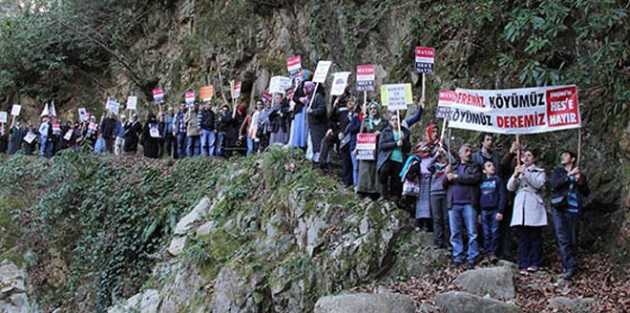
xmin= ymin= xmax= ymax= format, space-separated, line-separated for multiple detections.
xmin=479 ymin=160 xmax=506 ymax=263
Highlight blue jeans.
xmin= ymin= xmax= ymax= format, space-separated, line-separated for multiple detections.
xmin=216 ymin=132 xmax=226 ymax=157
xmin=200 ymin=129 xmax=215 ymax=157
xmin=176 ymin=133 xmax=187 ymax=159
xmin=449 ymin=204 xmax=480 ymax=264
xmin=39 ymin=136 xmax=48 ymax=157
xmin=186 ymin=135 xmax=200 ymax=157
xmin=246 ymin=136 xmax=253 ymax=156
xmin=552 ymin=209 xmax=579 ymax=272
xmin=481 ymin=209 xmax=500 ymax=254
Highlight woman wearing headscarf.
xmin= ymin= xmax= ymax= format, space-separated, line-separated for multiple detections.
xmin=356 ymin=101 xmax=388 ymax=198
xmin=141 ymin=113 xmax=160 ymax=159
xmin=289 ymin=70 xmax=313 ymax=150
xmin=306 ymin=81 xmax=328 ymax=163
xmin=415 ymin=124 xmax=441 ymax=231
xmin=377 ymin=112 xmax=412 ymax=201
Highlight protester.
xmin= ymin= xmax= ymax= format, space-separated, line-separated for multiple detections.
xmin=499 ymin=140 xmax=521 ymax=261
xmin=479 ymin=160 xmax=507 ymax=263
xmin=114 ymin=115 xmax=126 ymax=157
xmin=257 ymin=99 xmax=272 ymax=152
xmin=22 ymin=122 xmax=37 ymax=155
xmin=199 ymin=101 xmax=216 ymax=157
xmin=551 ymin=150 xmax=590 ymax=280
xmin=215 ymin=104 xmax=233 ymax=157
xmin=428 ymin=147 xmax=455 ymax=249
xmin=38 ymin=116 xmax=53 ymax=157
xmin=356 ymin=101 xmax=388 ymax=198
xmin=306 ymin=82 xmax=328 ymax=163
xmin=231 ymin=104 xmax=248 ymax=156
xmin=156 ymin=112 xmax=167 ymax=157
xmin=100 ymin=112 xmax=118 ymax=153
xmin=173 ymin=103 xmax=187 ymax=158
xmin=141 ymin=113 xmax=160 ymax=159
xmin=248 ymin=100 xmax=264 ymax=153
xmin=289 ymin=70 xmax=312 ymax=150
xmin=163 ymin=107 xmax=175 ymax=158
xmin=185 ymin=102 xmax=201 ymax=157
xmin=8 ymin=120 xmax=26 ymax=155
xmin=0 ymin=125 xmax=7 ymax=154
xmin=472 ymin=133 xmax=501 ymax=172
xmin=123 ymin=114 xmax=142 ymax=154
xmin=507 ymin=148 xmax=547 ymax=275
xmin=415 ymin=124 xmax=441 ymax=231
xmin=444 ymin=143 xmax=482 ymax=269
xmin=339 ymin=96 xmax=359 ymax=187
xmin=268 ymin=94 xmax=291 ymax=146
xmin=377 ymin=112 xmax=411 ymax=202
xmin=320 ymin=92 xmax=352 ymax=172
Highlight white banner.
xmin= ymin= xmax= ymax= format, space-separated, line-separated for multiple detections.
xmin=312 ymin=61 xmax=332 ymax=83
xmin=269 ymin=76 xmax=292 ymax=94
xmin=127 ymin=96 xmax=138 ymax=110
xmin=0 ymin=112 xmax=7 ymax=123
xmin=10 ymin=105 xmax=21 ymax=116
xmin=438 ymin=85 xmax=581 ymax=134
xmin=330 ymin=72 xmax=351 ymax=96
xmin=106 ymin=98 xmax=120 ymax=115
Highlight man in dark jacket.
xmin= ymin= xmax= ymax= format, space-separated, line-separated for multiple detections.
xmin=198 ymin=101 xmax=216 ymax=157
xmin=8 ymin=120 xmax=26 ymax=155
xmin=320 ymin=93 xmax=353 ymax=171
xmin=100 ymin=112 xmax=118 ymax=153
xmin=444 ymin=143 xmax=482 ymax=269
xmin=551 ymin=150 xmax=590 ymax=280
xmin=124 ymin=114 xmax=142 ymax=154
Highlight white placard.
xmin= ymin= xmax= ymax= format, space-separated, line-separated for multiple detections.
xmin=0 ymin=112 xmax=7 ymax=123
xmin=24 ymin=132 xmax=36 ymax=144
xmin=63 ymin=130 xmax=73 ymax=141
xmin=78 ymin=108 xmax=88 ymax=122
xmin=127 ymin=96 xmax=138 ymax=110
xmin=106 ymin=98 xmax=120 ymax=115
xmin=150 ymin=127 xmax=160 ymax=138
xmin=312 ymin=61 xmax=333 ymax=83
xmin=11 ymin=105 xmax=21 ymax=116
xmin=269 ymin=76 xmax=292 ymax=94
xmin=330 ymin=72 xmax=351 ymax=96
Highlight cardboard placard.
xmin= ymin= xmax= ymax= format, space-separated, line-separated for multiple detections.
xmin=63 ymin=130 xmax=73 ymax=141
xmin=11 ymin=105 xmax=21 ymax=116
xmin=287 ymin=56 xmax=302 ymax=79
xmin=269 ymin=76 xmax=292 ymax=94
xmin=153 ymin=88 xmax=165 ymax=104
xmin=380 ymin=84 xmax=413 ymax=111
xmin=185 ymin=91 xmax=195 ymax=107
xmin=127 ymin=96 xmax=138 ymax=110
xmin=356 ymin=133 xmax=377 ymax=161
xmin=78 ymin=108 xmax=88 ymax=122
xmin=150 ymin=126 xmax=160 ymax=138
xmin=200 ymin=86 xmax=214 ymax=102
xmin=331 ymin=72 xmax=351 ymax=96
xmin=24 ymin=132 xmax=36 ymax=144
xmin=356 ymin=65 xmax=375 ymax=92
xmin=312 ymin=61 xmax=333 ymax=83
xmin=106 ymin=98 xmax=120 ymax=115
xmin=415 ymin=46 xmax=435 ymax=73
xmin=0 ymin=112 xmax=7 ymax=124
xmin=232 ymin=81 xmax=242 ymax=99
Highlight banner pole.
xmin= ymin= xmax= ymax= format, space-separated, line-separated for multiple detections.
xmin=447 ymin=127 xmax=452 ymax=165
xmin=363 ymin=91 xmax=367 ymax=107
xmin=516 ymin=134 xmax=521 ymax=167
xmin=577 ymin=127 xmax=583 ymax=168
xmin=308 ymin=82 xmax=320 ymax=110
xmin=421 ymin=73 xmax=426 ymax=105
xmin=396 ymin=110 xmax=401 ymax=135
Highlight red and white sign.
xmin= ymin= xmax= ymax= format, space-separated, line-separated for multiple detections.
xmin=356 ymin=65 xmax=375 ymax=92
xmin=287 ymin=56 xmax=302 ymax=79
xmin=441 ymin=85 xmax=581 ymax=134
xmin=415 ymin=47 xmax=435 ymax=73
xmin=152 ymin=88 xmax=164 ymax=104
xmin=233 ymin=81 xmax=242 ymax=98
xmin=185 ymin=90 xmax=195 ymax=106
xmin=356 ymin=133 xmax=377 ymax=160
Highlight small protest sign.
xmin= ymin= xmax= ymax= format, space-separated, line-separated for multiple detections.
xmin=150 ymin=125 xmax=160 ymax=138
xmin=415 ymin=47 xmax=435 ymax=73
xmin=0 ymin=112 xmax=7 ymax=123
xmin=200 ymin=86 xmax=214 ymax=102
xmin=312 ymin=61 xmax=333 ymax=83
xmin=262 ymin=92 xmax=272 ymax=101
xmin=269 ymin=76 xmax=292 ymax=94
xmin=24 ymin=132 xmax=36 ymax=144
xmin=78 ymin=108 xmax=88 ymax=122
xmin=153 ymin=88 xmax=165 ymax=104
xmin=380 ymin=84 xmax=413 ymax=111
xmin=356 ymin=133 xmax=377 ymax=160
xmin=287 ymin=56 xmax=302 ymax=79
xmin=233 ymin=81 xmax=242 ymax=99
xmin=331 ymin=72 xmax=351 ymax=96
xmin=63 ymin=130 xmax=73 ymax=141
xmin=11 ymin=105 xmax=21 ymax=116
xmin=126 ymin=96 xmax=138 ymax=110
xmin=106 ymin=98 xmax=120 ymax=115
xmin=356 ymin=65 xmax=375 ymax=92
xmin=185 ymin=90 xmax=195 ymax=107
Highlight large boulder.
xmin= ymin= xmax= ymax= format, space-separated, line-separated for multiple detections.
xmin=548 ymin=297 xmax=595 ymax=311
xmin=314 ymin=292 xmax=415 ymax=313
xmin=454 ymin=267 xmax=515 ymax=300
xmin=435 ymin=291 xmax=520 ymax=313
xmin=0 ymin=259 xmax=35 ymax=313
xmin=174 ymin=197 xmax=211 ymax=235
xmin=108 ymin=289 xmax=159 ymax=313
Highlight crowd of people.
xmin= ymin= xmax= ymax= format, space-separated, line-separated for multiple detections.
xmin=0 ymin=69 xmax=590 ymax=280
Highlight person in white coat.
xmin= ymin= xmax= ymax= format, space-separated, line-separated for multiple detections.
xmin=507 ymin=148 xmax=547 ymax=275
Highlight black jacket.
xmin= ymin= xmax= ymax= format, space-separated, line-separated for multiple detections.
xmin=551 ymin=167 xmax=590 ymax=210
xmin=199 ymin=108 xmax=215 ymax=131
